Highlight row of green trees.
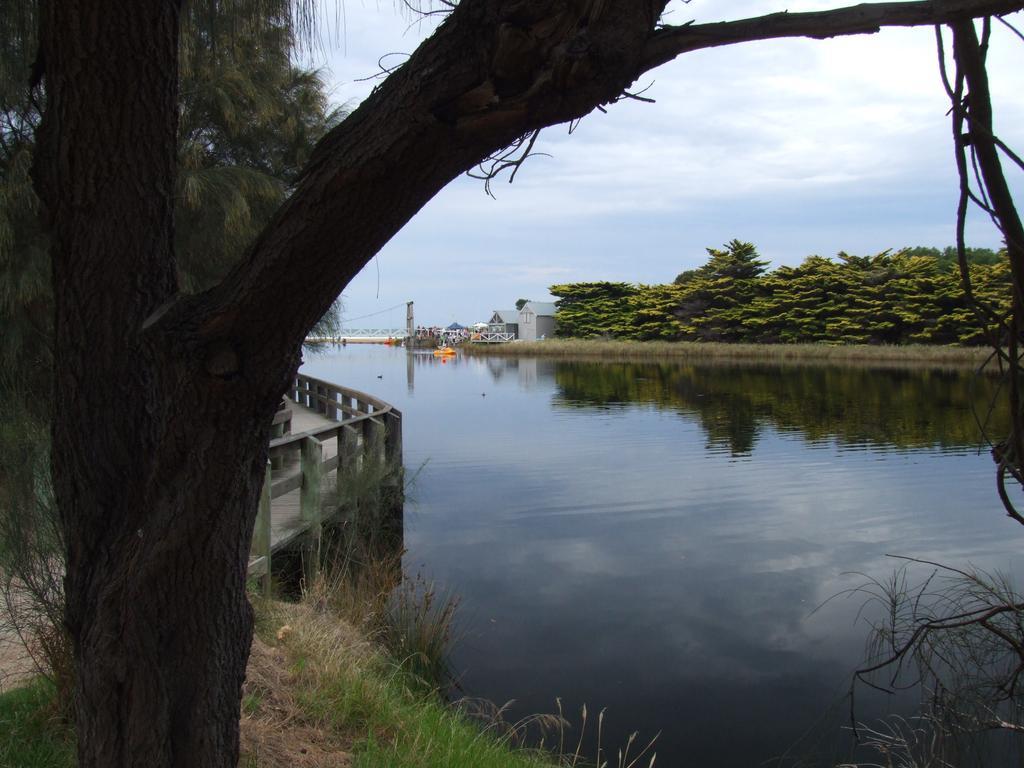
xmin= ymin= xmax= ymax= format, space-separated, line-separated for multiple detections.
xmin=551 ymin=241 xmax=1010 ymax=345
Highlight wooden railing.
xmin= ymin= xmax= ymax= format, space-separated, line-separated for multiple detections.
xmin=248 ymin=373 xmax=403 ymax=590
xmin=471 ymin=332 xmax=515 ymax=343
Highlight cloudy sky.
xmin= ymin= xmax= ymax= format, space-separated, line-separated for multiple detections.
xmin=306 ymin=1 xmax=1024 ymax=328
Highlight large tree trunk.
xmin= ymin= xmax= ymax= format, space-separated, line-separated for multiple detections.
xmin=61 ymin=400 xmax=284 ymax=766
xmin=33 ymin=1 xmax=298 ymax=765
xmin=31 ymin=0 xmax=1021 ymax=765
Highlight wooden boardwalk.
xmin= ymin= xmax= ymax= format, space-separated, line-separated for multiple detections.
xmin=263 ymin=398 xmax=338 ymax=553
xmin=247 ymin=374 xmax=403 ymax=586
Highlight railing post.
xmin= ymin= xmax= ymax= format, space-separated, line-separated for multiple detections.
xmin=315 ymin=383 xmax=327 ymax=414
xmin=300 ymin=436 xmax=323 ymax=584
xmin=253 ymin=460 xmax=272 ymax=598
xmin=270 ymin=403 xmax=287 ymax=470
xmin=327 ymin=388 xmax=339 ymax=420
xmin=340 ymin=423 xmax=359 ymax=476
xmin=379 ymin=409 xmax=405 ymax=551
xmin=382 ymin=409 xmax=405 ymax=544
xmin=384 ymin=409 xmax=403 ymax=485
xmin=366 ymin=416 xmax=385 ymax=465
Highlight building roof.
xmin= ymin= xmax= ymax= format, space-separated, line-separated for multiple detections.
xmin=490 ymin=309 xmax=519 ymax=324
xmin=521 ymin=301 xmax=557 ymax=316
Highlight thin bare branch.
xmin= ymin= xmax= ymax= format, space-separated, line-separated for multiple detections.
xmin=996 ymin=12 xmax=1024 ymax=39
xmin=465 ymin=129 xmax=547 ymax=198
xmin=643 ymin=1 xmax=1024 ymax=71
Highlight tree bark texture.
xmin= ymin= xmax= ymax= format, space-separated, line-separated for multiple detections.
xmin=33 ymin=0 xmax=1023 ymax=766
xmin=34 ymin=1 xmax=292 ymax=765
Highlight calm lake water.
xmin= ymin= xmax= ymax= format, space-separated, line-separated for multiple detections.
xmin=300 ymin=345 xmax=1024 ymax=767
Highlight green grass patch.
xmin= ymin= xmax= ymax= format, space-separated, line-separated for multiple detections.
xmin=311 ymin=660 xmax=555 ymax=768
xmin=0 ymin=679 xmax=75 ymax=768
xmin=351 ymin=693 xmax=554 ymax=768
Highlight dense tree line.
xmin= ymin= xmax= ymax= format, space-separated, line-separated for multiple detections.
xmin=551 ymin=240 xmax=1010 ymax=345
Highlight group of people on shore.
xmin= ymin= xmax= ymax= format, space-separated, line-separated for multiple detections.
xmin=414 ymin=325 xmax=471 ymax=345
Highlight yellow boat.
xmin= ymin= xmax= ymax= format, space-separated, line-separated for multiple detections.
xmin=433 ymin=346 xmax=456 ymax=357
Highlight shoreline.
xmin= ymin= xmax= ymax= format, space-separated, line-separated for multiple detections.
xmin=462 ymin=339 xmax=996 ymax=368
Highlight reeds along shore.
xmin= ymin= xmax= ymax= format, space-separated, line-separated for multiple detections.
xmin=462 ymin=339 xmax=996 ymax=367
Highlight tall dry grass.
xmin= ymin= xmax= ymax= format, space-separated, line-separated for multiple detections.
xmin=300 ymin=547 xmax=460 ymax=695
xmin=466 ymin=339 xmax=993 ymax=368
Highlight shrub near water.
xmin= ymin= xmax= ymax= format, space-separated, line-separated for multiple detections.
xmin=301 ymin=549 xmax=460 ymax=695
xmin=380 ymin=572 xmax=459 ymax=692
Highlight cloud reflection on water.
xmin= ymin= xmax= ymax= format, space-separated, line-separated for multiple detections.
xmin=301 ymin=348 xmax=1024 ymax=766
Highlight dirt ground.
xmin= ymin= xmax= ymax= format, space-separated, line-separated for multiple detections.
xmin=0 ymin=587 xmax=38 ymax=694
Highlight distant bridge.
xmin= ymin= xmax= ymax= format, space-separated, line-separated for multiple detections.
xmin=306 ymin=302 xmax=415 ymax=343
xmin=305 ymin=328 xmax=411 ymax=343
xmin=337 ymin=328 xmax=409 ymax=339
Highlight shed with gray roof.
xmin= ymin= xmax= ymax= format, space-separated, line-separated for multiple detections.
xmin=517 ymin=301 xmax=557 ymax=341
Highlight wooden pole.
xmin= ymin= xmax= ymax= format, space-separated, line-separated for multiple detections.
xmin=254 ymin=460 xmax=273 ymax=597
xmin=384 ymin=409 xmax=403 ymax=485
xmin=366 ymin=416 xmax=385 ymax=465
xmin=382 ymin=409 xmax=405 ymax=545
xmin=340 ymin=423 xmax=358 ymax=476
xmin=300 ymin=436 xmax=323 ymax=584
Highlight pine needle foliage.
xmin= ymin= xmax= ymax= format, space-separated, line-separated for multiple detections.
xmin=0 ymin=0 xmax=343 ymax=385
xmin=547 ymin=282 xmax=639 ymax=338
xmin=0 ymin=1 xmax=343 ymax=712
xmin=0 ymin=137 xmax=50 ymax=399
xmin=176 ymin=0 xmax=343 ymax=291
xmin=551 ymin=242 xmax=1012 ymax=346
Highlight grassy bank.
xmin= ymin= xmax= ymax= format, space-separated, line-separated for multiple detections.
xmin=0 ymin=596 xmax=611 ymax=768
xmin=0 ymin=607 xmax=548 ymax=768
xmin=464 ymin=338 xmax=995 ymax=367
xmin=245 ymin=599 xmax=561 ymax=768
